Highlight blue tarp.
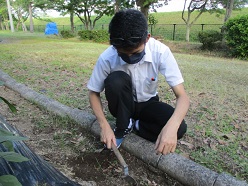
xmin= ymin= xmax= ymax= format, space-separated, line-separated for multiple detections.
xmin=45 ymin=22 xmax=58 ymax=35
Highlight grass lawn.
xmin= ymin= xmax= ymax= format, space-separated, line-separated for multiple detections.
xmin=0 ymin=31 xmax=247 ymax=181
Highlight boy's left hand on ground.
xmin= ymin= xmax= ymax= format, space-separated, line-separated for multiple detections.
xmin=154 ymin=124 xmax=178 ymax=155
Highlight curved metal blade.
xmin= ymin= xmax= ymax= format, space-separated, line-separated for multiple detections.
xmin=124 ymin=175 xmax=137 ymax=186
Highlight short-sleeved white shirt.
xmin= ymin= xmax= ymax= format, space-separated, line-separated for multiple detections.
xmin=87 ymin=37 xmax=184 ymax=102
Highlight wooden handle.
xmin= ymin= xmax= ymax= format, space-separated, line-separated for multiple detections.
xmin=111 ymin=141 xmax=128 ymax=168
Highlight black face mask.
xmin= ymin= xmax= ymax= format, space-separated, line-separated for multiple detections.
xmin=119 ymin=49 xmax=146 ymax=64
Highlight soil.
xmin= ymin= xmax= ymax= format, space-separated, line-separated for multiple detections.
xmin=0 ymin=86 xmax=184 ymax=186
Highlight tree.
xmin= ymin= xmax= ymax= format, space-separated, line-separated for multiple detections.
xmin=224 ymin=0 xmax=235 ymax=22
xmin=47 ymin=0 xmax=116 ymax=31
xmin=0 ymin=0 xmax=8 ymax=30
xmin=181 ymin=0 xmax=248 ymax=42
xmin=28 ymin=2 xmax=34 ymax=32
xmin=113 ymin=0 xmax=136 ymax=13
xmin=11 ymin=0 xmax=29 ymax=31
xmin=136 ymin=0 xmax=153 ymax=19
xmin=49 ymin=0 xmax=76 ymax=32
xmin=110 ymin=0 xmax=170 ymax=20
xmin=74 ymin=0 xmax=114 ymax=30
xmin=210 ymin=0 xmax=248 ymax=23
xmin=136 ymin=0 xmax=169 ymax=19
xmin=14 ymin=0 xmax=35 ymax=33
xmin=182 ymin=0 xmax=209 ymax=42
xmin=13 ymin=7 xmax=28 ymax=31
xmin=8 ymin=0 xmax=55 ymax=32
xmin=6 ymin=0 xmax=14 ymax=32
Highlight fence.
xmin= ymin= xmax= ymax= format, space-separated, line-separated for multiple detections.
xmin=27 ymin=23 xmax=223 ymax=42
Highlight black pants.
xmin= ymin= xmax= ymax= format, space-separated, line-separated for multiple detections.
xmin=104 ymin=71 xmax=187 ymax=142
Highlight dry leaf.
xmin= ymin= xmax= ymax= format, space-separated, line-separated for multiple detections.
xmin=209 ymin=142 xmax=217 ymax=150
xmin=70 ymin=140 xmax=78 ymax=144
xmin=61 ymin=130 xmax=72 ymax=135
xmin=179 ymin=141 xmax=194 ymax=149
xmin=181 ymin=153 xmax=190 ymax=159
xmin=234 ymin=124 xmax=240 ymax=129
xmin=203 ymin=138 xmax=210 ymax=144
xmin=218 ymin=139 xmax=227 ymax=145
xmin=149 ymin=180 xmax=158 ymax=186
xmin=198 ymin=92 xmax=206 ymax=96
xmin=77 ymin=136 xmax=85 ymax=142
xmin=114 ymin=167 xmax=122 ymax=173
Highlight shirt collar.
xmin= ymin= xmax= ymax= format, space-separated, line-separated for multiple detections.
xmin=142 ymin=44 xmax=153 ymax=63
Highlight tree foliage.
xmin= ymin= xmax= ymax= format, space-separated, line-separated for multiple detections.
xmin=0 ymin=0 xmax=9 ymax=30
xmin=136 ymin=0 xmax=169 ymax=19
xmin=11 ymin=0 xmax=29 ymax=31
xmin=182 ymin=0 xmax=209 ymax=42
xmin=45 ymin=0 xmax=116 ymax=30
xmin=181 ymin=0 xmax=248 ymax=41
xmin=0 ymin=0 xmax=53 ymax=31
xmin=225 ymin=14 xmax=248 ymax=59
xmin=113 ymin=0 xmax=136 ymax=12
xmin=208 ymin=0 xmax=248 ymax=23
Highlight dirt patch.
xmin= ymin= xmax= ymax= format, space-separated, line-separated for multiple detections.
xmin=0 ymin=86 xmax=183 ymax=186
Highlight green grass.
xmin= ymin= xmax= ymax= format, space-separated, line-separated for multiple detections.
xmin=0 ymin=31 xmax=247 ymax=181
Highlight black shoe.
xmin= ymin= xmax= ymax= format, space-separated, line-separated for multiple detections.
xmin=114 ymin=119 xmax=135 ymax=148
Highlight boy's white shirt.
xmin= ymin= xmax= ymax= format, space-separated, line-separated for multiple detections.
xmin=87 ymin=37 xmax=184 ymax=102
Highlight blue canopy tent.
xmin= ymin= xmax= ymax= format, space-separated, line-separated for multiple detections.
xmin=45 ymin=22 xmax=59 ymax=35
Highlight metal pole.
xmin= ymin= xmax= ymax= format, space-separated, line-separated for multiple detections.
xmin=173 ymin=24 xmax=176 ymax=40
xmin=6 ymin=0 xmax=14 ymax=32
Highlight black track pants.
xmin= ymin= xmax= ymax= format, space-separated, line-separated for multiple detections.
xmin=104 ymin=71 xmax=187 ymax=142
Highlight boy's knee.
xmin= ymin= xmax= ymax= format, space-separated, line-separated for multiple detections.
xmin=104 ymin=71 xmax=131 ymax=91
xmin=177 ymin=121 xmax=187 ymax=139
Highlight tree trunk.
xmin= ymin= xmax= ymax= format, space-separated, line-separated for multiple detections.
xmin=16 ymin=22 xmax=20 ymax=30
xmin=5 ymin=21 xmax=9 ymax=30
xmin=221 ymin=0 xmax=234 ymax=42
xmin=21 ymin=22 xmax=27 ymax=32
xmin=70 ymin=11 xmax=74 ymax=33
xmin=140 ymin=5 xmax=149 ymax=20
xmin=16 ymin=10 xmax=21 ymax=31
xmin=224 ymin=0 xmax=234 ymax=23
xmin=182 ymin=0 xmax=207 ymax=42
xmin=6 ymin=0 xmax=14 ymax=32
xmin=29 ymin=2 xmax=34 ymax=33
xmin=136 ymin=0 xmax=154 ymax=20
xmin=0 ymin=16 xmax=4 ymax=30
xmin=115 ymin=0 xmax=121 ymax=13
xmin=185 ymin=24 xmax=191 ymax=42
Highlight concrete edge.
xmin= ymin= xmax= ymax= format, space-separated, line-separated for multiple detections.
xmin=0 ymin=70 xmax=96 ymax=128
xmin=1 ymin=69 xmax=247 ymax=186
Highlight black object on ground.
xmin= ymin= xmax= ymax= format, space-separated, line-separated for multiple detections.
xmin=0 ymin=114 xmax=81 ymax=186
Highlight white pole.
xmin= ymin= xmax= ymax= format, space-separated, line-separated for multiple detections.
xmin=6 ymin=0 xmax=15 ymax=32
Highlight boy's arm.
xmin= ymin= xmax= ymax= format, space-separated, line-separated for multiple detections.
xmin=155 ymin=83 xmax=190 ymax=155
xmin=89 ymin=90 xmax=116 ymax=148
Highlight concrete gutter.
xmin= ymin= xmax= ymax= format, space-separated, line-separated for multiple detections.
xmin=0 ymin=70 xmax=247 ymax=186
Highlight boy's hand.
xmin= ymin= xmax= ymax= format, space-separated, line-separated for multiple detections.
xmin=154 ymin=124 xmax=178 ymax=155
xmin=100 ymin=124 xmax=116 ymax=149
